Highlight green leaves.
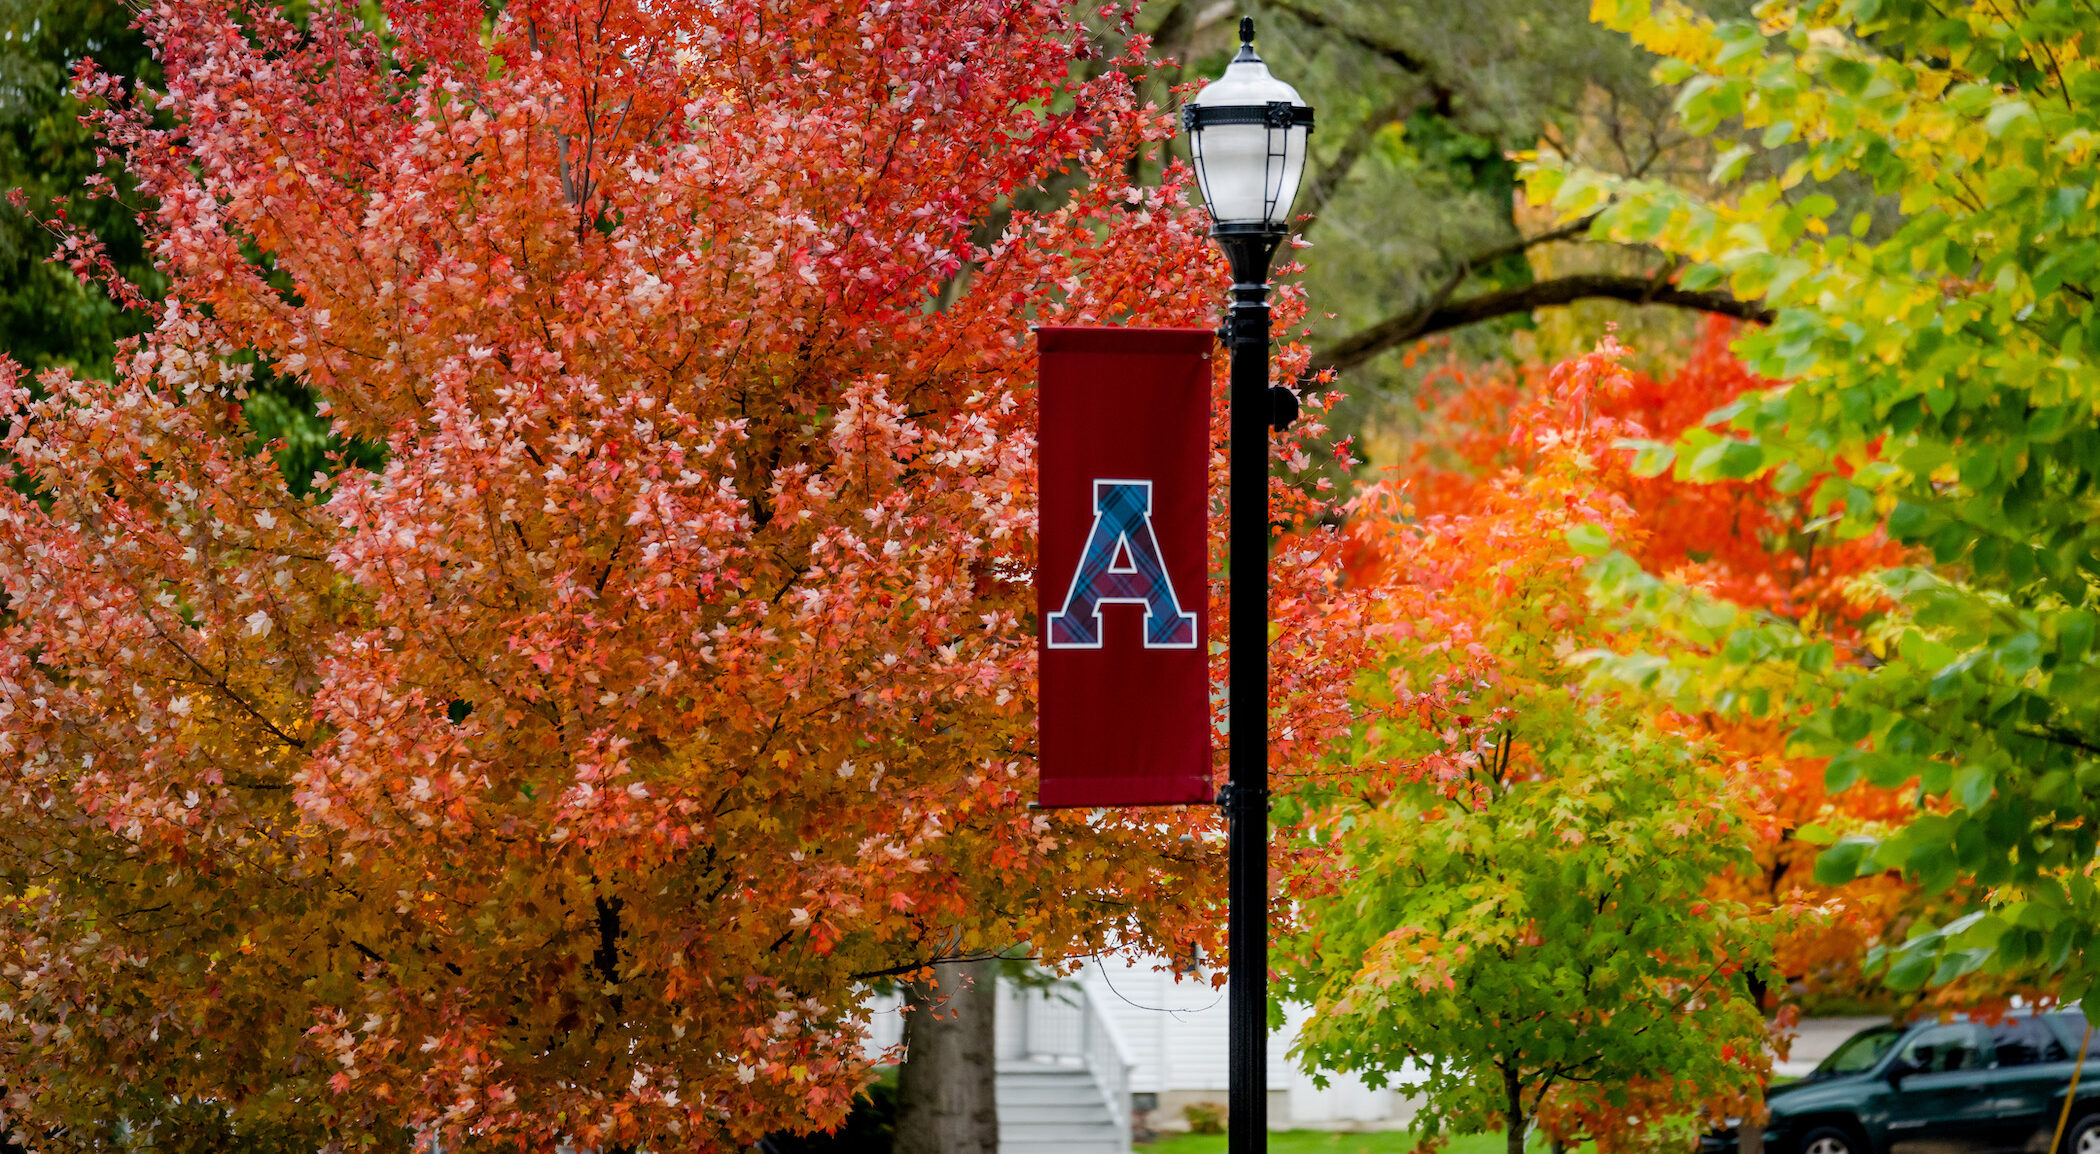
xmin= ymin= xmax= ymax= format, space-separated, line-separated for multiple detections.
xmin=1872 ymin=913 xmax=2002 ymax=992
xmin=1813 ymin=836 xmax=1880 ymax=885
xmin=1614 ymin=437 xmax=1674 ymax=479
xmin=1710 ymin=439 xmax=1767 ymax=480
xmin=1709 ymin=144 xmax=1756 ymax=186
xmin=1541 ymin=0 xmax=2100 ymax=1005
xmin=1565 ymin=523 xmax=1613 ymax=556
xmin=1284 ymin=722 xmax=1767 ymax=1144
xmin=1822 ymin=57 xmax=1873 ymax=96
xmin=1985 ymin=99 xmax=2038 ymax=139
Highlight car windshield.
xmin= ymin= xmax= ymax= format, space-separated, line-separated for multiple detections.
xmin=1814 ymin=1026 xmax=1903 ymax=1078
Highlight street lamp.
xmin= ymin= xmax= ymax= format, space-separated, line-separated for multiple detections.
xmin=1182 ymin=17 xmax=1312 ymax=1154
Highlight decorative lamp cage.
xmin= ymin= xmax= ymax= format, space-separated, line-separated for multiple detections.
xmin=1181 ymin=17 xmax=1315 ymax=234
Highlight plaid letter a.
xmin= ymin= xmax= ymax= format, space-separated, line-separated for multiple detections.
xmin=1045 ymin=480 xmax=1198 ymax=649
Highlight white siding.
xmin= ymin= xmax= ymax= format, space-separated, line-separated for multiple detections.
xmin=865 ymin=989 xmax=905 ymax=1059
xmin=1076 ymin=956 xmax=1295 ymax=1094
xmin=1279 ymin=1001 xmax=1416 ymax=1125
xmin=1081 ymin=957 xmax=1171 ymax=1092
xmin=1079 ymin=955 xmax=1416 ymax=1127
xmin=861 ymin=956 xmax=1415 ymax=1128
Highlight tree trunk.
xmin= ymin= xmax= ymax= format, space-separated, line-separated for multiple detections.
xmin=892 ymin=959 xmax=999 ymax=1154
xmin=1739 ymin=1105 xmax=1767 ymax=1154
xmin=1504 ymin=1065 xmax=1527 ymax=1154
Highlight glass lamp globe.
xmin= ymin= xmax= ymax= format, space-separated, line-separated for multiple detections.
xmin=1182 ymin=18 xmax=1315 ymax=233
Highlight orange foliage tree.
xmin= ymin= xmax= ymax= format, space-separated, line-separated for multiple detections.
xmin=0 ymin=0 xmax=1362 ymax=1149
xmin=1282 ymin=341 xmax=1773 ymax=1154
xmin=1277 ymin=327 xmax=1942 ymax=1152
xmin=1392 ymin=320 xmax=1918 ymax=1017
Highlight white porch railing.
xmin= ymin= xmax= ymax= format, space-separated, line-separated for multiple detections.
xmin=1003 ymin=979 xmax=1136 ymax=1138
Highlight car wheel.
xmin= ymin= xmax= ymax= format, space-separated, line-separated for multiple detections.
xmin=2069 ymin=1113 xmax=2100 ymax=1154
xmin=1798 ymin=1126 xmax=1859 ymax=1154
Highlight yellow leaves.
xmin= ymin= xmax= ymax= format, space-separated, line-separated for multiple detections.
xmin=1589 ymin=0 xmax=1641 ymax=25
xmin=1557 ymin=175 xmax=1611 ymax=219
xmin=1600 ymin=0 xmax=1720 ymax=67
xmin=2054 ymin=126 xmax=2100 ymax=165
xmin=1911 ymin=62 xmax=1959 ymax=102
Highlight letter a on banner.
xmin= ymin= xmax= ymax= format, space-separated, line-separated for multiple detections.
xmin=1046 ymin=480 xmax=1198 ymax=649
xmin=1036 ymin=327 xmax=1214 ymax=808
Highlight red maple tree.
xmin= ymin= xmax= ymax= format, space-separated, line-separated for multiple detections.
xmin=0 ymin=0 xmax=1361 ymax=1149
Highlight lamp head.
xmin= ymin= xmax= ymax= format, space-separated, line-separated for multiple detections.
xmin=1180 ymin=17 xmax=1314 ymax=236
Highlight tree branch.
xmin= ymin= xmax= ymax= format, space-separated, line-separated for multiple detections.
xmin=1310 ymin=271 xmax=1773 ymax=378
xmin=2015 ymin=723 xmax=2100 ymax=758
xmin=349 ymin=939 xmax=389 ymax=967
xmin=1318 ymin=215 xmax=1596 ymax=376
xmin=1448 ymin=214 xmax=1601 ymax=283
xmin=1269 ymin=0 xmax=1451 ymax=99
xmin=849 ymin=949 xmax=1036 ymax=982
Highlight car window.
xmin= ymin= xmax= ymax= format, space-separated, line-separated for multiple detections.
xmin=1897 ymin=1023 xmax=1990 ymax=1074
xmin=1989 ymin=1018 xmax=2069 ymax=1066
xmin=1815 ymin=1026 xmax=1903 ymax=1076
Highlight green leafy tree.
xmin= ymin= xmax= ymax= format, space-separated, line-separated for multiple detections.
xmin=1536 ymin=0 xmax=2100 ymax=1004
xmin=1286 ymin=727 xmax=1768 ymax=1154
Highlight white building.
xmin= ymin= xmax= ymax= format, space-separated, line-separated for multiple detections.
xmin=1079 ymin=953 xmax=1414 ymax=1134
xmin=867 ymin=954 xmax=1415 ymax=1152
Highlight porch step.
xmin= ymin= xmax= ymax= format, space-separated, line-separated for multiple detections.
xmin=995 ymin=1062 xmax=1128 ymax=1154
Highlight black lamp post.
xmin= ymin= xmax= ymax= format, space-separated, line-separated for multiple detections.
xmin=1181 ymin=17 xmax=1313 ymax=1154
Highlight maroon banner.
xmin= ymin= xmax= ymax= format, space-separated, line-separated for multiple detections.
xmin=1036 ymin=326 xmax=1214 ymax=808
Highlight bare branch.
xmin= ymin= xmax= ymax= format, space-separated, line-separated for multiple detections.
xmin=1310 ymin=271 xmax=1773 ymax=378
xmin=1269 ymin=0 xmax=1450 ymax=97
xmin=1450 ymin=213 xmax=1601 ymax=280
xmin=850 ymin=949 xmax=1036 ymax=981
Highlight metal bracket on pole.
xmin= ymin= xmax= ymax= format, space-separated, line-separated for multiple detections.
xmin=1269 ymin=385 xmax=1299 ymax=430
xmin=1215 ymin=782 xmax=1272 ymax=812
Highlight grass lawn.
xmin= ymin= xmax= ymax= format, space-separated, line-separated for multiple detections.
xmin=1140 ymin=1130 xmax=1510 ymax=1154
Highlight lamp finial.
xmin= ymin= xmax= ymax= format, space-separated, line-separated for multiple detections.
xmin=1239 ymin=16 xmax=1254 ymax=44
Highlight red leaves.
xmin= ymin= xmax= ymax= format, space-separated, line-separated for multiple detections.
xmin=0 ymin=0 xmax=1359 ymax=1149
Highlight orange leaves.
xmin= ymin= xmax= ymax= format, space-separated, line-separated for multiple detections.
xmin=0 ymin=0 xmax=1367 ymax=1150
xmin=1282 ymin=326 xmax=1933 ymax=1145
xmin=1398 ymin=325 xmax=1933 ymax=1013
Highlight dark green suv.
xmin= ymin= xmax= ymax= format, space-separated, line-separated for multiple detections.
xmin=1703 ymin=1010 xmax=2100 ymax=1154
